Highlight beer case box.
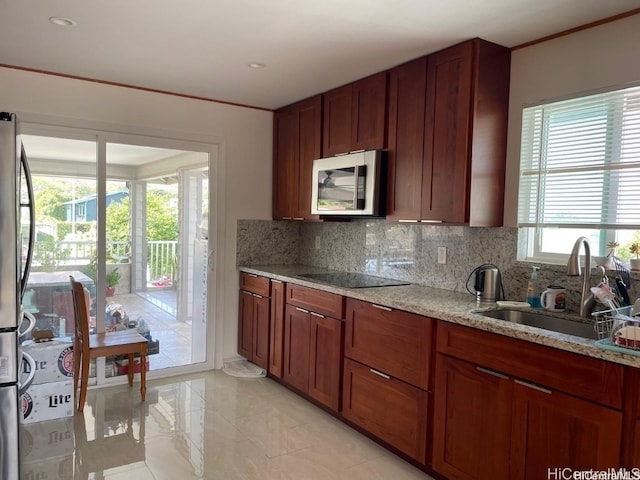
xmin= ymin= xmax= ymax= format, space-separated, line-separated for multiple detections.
xmin=21 ymin=417 xmax=74 ymax=462
xmin=21 ymin=340 xmax=74 ymax=385
xmin=21 ymin=380 xmax=74 ymax=424
xmin=21 ymin=454 xmax=73 ymax=480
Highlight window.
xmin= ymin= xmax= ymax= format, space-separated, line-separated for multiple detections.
xmin=518 ymin=84 xmax=640 ymax=263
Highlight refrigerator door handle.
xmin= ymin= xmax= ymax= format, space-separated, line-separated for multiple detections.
xmin=19 ymin=350 xmax=36 ymax=396
xmin=20 ymin=144 xmax=36 ymax=299
xmin=18 ymin=309 xmax=36 ymax=339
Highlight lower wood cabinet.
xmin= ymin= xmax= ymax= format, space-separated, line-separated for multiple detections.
xmin=343 ymin=358 xmax=428 ymax=464
xmin=282 ymin=302 xmax=344 ymax=412
xmin=433 ymin=323 xmax=625 ymax=480
xmin=432 ymin=354 xmax=513 ymax=479
xmin=268 ymin=279 xmax=285 ymax=378
xmin=634 ymin=419 xmax=640 ymax=467
xmin=238 ymin=273 xmax=270 ymax=369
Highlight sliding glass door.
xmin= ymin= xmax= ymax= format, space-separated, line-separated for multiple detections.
xmin=20 ymin=126 xmax=215 ymax=385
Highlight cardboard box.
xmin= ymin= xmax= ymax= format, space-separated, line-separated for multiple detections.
xmin=114 ymin=357 xmax=149 ymax=375
xmin=21 ymin=380 xmax=74 ymax=424
xmin=21 ymin=417 xmax=74 ymax=462
xmin=21 ymin=340 xmax=74 ymax=385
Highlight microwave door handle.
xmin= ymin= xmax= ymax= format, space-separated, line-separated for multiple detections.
xmin=354 ymin=165 xmax=366 ymax=210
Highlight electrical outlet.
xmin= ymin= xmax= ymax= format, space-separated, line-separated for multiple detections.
xmin=315 ymin=236 xmax=321 ymax=250
xmin=438 ymin=246 xmax=447 ymax=264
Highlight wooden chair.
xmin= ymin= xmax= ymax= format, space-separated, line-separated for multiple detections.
xmin=69 ymin=276 xmax=148 ymax=411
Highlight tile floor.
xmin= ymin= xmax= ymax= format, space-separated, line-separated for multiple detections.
xmin=21 ymin=370 xmax=435 ymax=480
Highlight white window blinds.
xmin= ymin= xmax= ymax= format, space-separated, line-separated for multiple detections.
xmin=518 ymin=84 xmax=640 ymax=230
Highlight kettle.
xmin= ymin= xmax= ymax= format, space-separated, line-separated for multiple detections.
xmin=470 ymin=264 xmax=503 ymax=303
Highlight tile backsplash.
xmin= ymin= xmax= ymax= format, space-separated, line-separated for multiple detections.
xmin=237 ymin=219 xmax=638 ymax=314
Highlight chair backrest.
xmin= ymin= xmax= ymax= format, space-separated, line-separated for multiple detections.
xmin=69 ymin=276 xmax=92 ymax=350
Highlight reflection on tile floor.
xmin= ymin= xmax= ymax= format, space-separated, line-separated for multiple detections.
xmin=21 ymin=370 xmax=435 ymax=480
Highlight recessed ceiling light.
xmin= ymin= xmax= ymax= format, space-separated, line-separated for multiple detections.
xmin=247 ymin=62 xmax=267 ymax=69
xmin=49 ymin=17 xmax=77 ymax=27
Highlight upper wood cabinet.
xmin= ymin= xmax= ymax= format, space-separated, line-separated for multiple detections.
xmin=322 ymin=72 xmax=388 ymax=157
xmin=272 ymin=96 xmax=322 ymax=221
xmin=387 ymin=38 xmax=510 ymax=225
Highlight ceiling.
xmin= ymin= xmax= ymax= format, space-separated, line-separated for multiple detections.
xmin=0 ymin=0 xmax=638 ymax=110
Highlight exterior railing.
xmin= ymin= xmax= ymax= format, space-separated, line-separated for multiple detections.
xmin=37 ymin=239 xmax=177 ymax=284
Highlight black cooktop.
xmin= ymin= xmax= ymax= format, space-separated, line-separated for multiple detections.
xmin=297 ymin=272 xmax=410 ymax=289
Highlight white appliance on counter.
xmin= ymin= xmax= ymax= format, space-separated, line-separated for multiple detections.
xmin=0 ymin=112 xmax=37 ymax=479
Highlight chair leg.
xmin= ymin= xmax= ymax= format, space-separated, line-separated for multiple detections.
xmin=78 ymin=354 xmax=90 ymax=411
xmin=127 ymin=353 xmax=134 ymax=387
xmin=140 ymin=351 xmax=146 ymax=401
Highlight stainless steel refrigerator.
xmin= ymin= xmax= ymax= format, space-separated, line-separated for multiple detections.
xmin=0 ymin=112 xmax=37 ymax=480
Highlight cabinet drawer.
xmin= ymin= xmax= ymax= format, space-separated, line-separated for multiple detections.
xmin=239 ymin=272 xmax=270 ymax=296
xmin=345 ymin=298 xmax=433 ymax=390
xmin=437 ymin=322 xmax=624 ymax=409
xmin=286 ymin=284 xmax=344 ymax=318
xmin=343 ymin=358 xmax=428 ymax=464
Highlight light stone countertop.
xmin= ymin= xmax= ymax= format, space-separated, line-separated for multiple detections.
xmin=239 ymin=264 xmax=640 ymax=369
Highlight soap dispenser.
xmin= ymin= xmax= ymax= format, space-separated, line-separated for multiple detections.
xmin=526 ymin=266 xmax=541 ymax=308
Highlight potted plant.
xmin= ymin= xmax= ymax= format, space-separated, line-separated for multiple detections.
xmin=630 ymin=243 xmax=640 ymax=271
xmin=106 ymin=267 xmax=121 ymax=297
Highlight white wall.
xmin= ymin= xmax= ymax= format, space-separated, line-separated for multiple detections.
xmin=505 ymin=13 xmax=640 ymax=226
xmin=0 ymin=67 xmax=273 ymax=366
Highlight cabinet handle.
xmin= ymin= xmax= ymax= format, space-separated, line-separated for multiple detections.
xmin=310 ymin=311 xmax=325 ymax=318
xmin=515 ymin=379 xmax=552 ymax=395
xmin=241 ymin=290 xmax=252 ymax=296
xmin=246 ymin=273 xmax=258 ymax=278
xmin=420 ymin=219 xmax=444 ymax=224
xmin=293 ymin=217 xmax=305 ymax=221
xmin=252 ymin=294 xmax=263 ymax=298
xmin=282 ymin=217 xmax=292 ymax=220
xmin=398 ymin=219 xmax=419 ymax=223
xmin=371 ymin=303 xmax=392 ymax=312
xmin=476 ymin=367 xmax=509 ymax=380
xmin=271 ymin=279 xmax=283 ymax=284
xmin=295 ymin=307 xmax=309 ymax=314
xmin=369 ymin=368 xmax=391 ymax=380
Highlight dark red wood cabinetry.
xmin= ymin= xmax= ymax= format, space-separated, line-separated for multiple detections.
xmin=237 ymin=273 xmax=270 ymax=369
xmin=282 ymin=284 xmax=345 ymax=412
xmin=387 ymin=38 xmax=510 ymax=225
xmin=323 ymin=72 xmax=388 ymax=157
xmin=268 ymin=279 xmax=285 ymax=378
xmin=272 ymin=96 xmax=322 ymax=221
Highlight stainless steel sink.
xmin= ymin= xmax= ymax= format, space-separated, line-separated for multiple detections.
xmin=477 ymin=309 xmax=598 ymax=340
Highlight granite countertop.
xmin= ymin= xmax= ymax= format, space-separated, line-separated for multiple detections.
xmin=239 ymin=264 xmax=640 ymax=368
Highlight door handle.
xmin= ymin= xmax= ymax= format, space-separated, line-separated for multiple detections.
xmin=515 ymin=379 xmax=552 ymax=394
xmin=476 ymin=366 xmax=509 ymax=380
xmin=295 ymin=307 xmax=309 ymax=314
xmin=369 ymin=368 xmax=391 ymax=380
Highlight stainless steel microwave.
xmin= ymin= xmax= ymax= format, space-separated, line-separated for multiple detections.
xmin=311 ymin=150 xmax=385 ymax=216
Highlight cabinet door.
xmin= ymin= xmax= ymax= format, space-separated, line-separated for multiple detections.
xmin=432 ymin=354 xmax=513 ymax=480
xmin=345 ymin=298 xmax=432 ymax=389
xmin=386 ymin=57 xmax=427 ymax=221
xmin=268 ymin=280 xmax=285 ymax=378
xmin=293 ymin=96 xmax=322 ymax=220
xmin=272 ymin=108 xmax=298 ymax=219
xmin=343 ymin=358 xmax=428 ymax=464
xmin=634 ymin=419 xmax=640 ymax=467
xmin=323 ymin=84 xmax=352 ymax=157
xmin=252 ymin=294 xmax=270 ymax=369
xmin=511 ymin=380 xmax=622 ymax=479
xmin=237 ymin=290 xmax=254 ymax=360
xmin=351 ymin=72 xmax=388 ymax=152
xmin=422 ymin=41 xmax=473 ymax=223
xmin=283 ymin=304 xmax=310 ymax=393
xmin=308 ymin=314 xmax=344 ymax=412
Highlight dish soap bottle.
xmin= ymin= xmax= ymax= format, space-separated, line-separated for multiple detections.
xmin=526 ymin=266 xmax=541 ymax=308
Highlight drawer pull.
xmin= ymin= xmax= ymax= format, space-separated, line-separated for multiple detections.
xmin=241 ymin=290 xmax=252 ymax=296
xmin=369 ymin=368 xmax=391 ymax=380
xmin=293 ymin=217 xmax=305 ymax=221
xmin=420 ymin=219 xmax=443 ymax=223
xmin=515 ymin=379 xmax=552 ymax=395
xmin=398 ymin=219 xmax=419 ymax=223
xmin=476 ymin=367 xmax=509 ymax=380
xmin=371 ymin=303 xmax=392 ymax=312
xmin=295 ymin=307 xmax=309 ymax=314
xmin=310 ymin=311 xmax=325 ymax=318
xmin=246 ymin=273 xmax=258 ymax=278
xmin=282 ymin=217 xmax=292 ymax=220
xmin=271 ymin=279 xmax=283 ymax=284
xmin=252 ymin=294 xmax=263 ymax=299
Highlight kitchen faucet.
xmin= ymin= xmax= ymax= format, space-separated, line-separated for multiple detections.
xmin=566 ymin=236 xmax=597 ymax=317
